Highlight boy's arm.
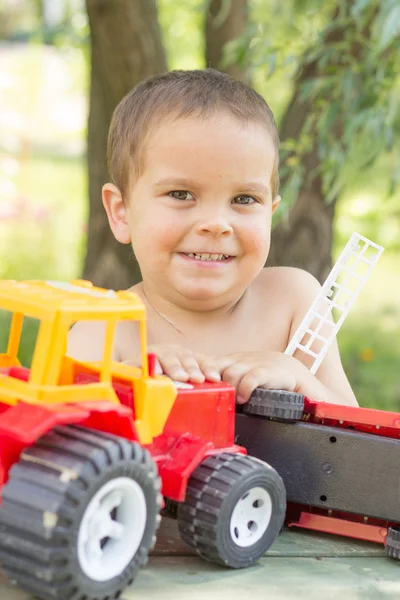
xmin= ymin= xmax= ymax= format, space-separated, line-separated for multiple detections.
xmin=288 ymin=269 xmax=358 ymax=406
xmin=67 ymin=321 xmax=119 ymax=362
xmin=214 ymin=267 xmax=358 ymax=406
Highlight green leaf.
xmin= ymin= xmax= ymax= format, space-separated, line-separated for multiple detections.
xmin=341 ymin=69 xmax=356 ymax=110
xmin=280 ymin=167 xmax=305 ymax=213
xmin=266 ymin=52 xmax=277 ymax=77
xmin=351 ymin=0 xmax=374 ymax=21
xmin=384 ymin=127 xmax=394 ymax=151
xmin=208 ymin=0 xmax=232 ymax=29
xmin=377 ymin=4 xmax=400 ymax=52
xmin=319 ymin=101 xmax=340 ymax=139
xmin=388 ymin=152 xmax=400 ymax=196
xmin=324 ymin=174 xmax=344 ymax=204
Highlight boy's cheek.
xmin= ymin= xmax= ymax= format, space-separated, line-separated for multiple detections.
xmin=246 ymin=225 xmax=271 ymax=254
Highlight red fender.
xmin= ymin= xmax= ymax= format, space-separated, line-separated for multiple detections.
xmin=0 ymin=400 xmax=138 ymax=493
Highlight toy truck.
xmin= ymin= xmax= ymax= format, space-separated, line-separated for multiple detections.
xmin=236 ymin=233 xmax=400 ymax=558
xmin=236 ymin=390 xmax=400 ymax=559
xmin=0 ymin=279 xmax=286 ymax=600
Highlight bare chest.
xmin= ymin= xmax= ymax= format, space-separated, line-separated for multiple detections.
xmin=116 ymin=303 xmax=290 ymax=361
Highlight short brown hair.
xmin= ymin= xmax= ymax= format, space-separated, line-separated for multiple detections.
xmin=108 ymin=69 xmax=280 ymax=199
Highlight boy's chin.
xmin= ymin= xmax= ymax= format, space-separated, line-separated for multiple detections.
xmin=176 ymin=282 xmax=236 ymax=307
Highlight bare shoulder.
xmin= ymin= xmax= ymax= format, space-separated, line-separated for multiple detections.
xmin=254 ymin=267 xmax=322 ymax=336
xmin=254 ymin=266 xmax=320 ymax=300
xmin=67 ymin=320 xmax=112 ymax=362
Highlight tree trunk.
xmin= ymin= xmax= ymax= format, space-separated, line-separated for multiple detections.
xmin=205 ymin=0 xmax=249 ymax=83
xmin=267 ymin=66 xmax=336 ymax=283
xmin=84 ymin=0 xmax=167 ymax=289
xmin=268 ymin=4 xmax=364 ymax=283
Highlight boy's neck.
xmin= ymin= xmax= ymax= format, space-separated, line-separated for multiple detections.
xmin=137 ymin=282 xmax=247 ymax=332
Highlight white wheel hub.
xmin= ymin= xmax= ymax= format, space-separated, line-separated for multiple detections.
xmin=229 ymin=486 xmax=272 ymax=548
xmin=77 ymin=477 xmax=147 ymax=581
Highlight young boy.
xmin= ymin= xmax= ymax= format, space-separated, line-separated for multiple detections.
xmin=68 ymin=69 xmax=357 ymax=407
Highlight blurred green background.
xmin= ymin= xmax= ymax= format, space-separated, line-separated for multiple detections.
xmin=0 ymin=0 xmax=399 ymax=410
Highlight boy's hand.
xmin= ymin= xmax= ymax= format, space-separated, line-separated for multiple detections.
xmin=214 ymin=351 xmax=298 ymax=404
xmin=124 ymin=344 xmax=221 ymax=384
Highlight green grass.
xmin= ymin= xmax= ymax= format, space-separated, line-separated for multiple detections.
xmin=0 ymin=154 xmax=86 ymax=281
xmin=0 ymin=44 xmax=87 ymax=281
xmin=0 ymin=313 xmax=39 ymax=368
xmin=340 ymin=321 xmax=400 ymax=411
xmin=337 ymin=253 xmax=400 ymax=411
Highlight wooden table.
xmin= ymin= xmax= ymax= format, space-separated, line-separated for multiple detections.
xmin=1 ymin=515 xmax=399 ymax=600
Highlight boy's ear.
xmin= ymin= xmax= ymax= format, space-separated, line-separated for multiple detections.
xmin=102 ymin=183 xmax=131 ymax=244
xmin=272 ymin=195 xmax=281 ymax=214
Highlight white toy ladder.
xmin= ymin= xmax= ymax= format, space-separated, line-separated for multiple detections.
xmin=285 ymin=232 xmax=384 ymax=375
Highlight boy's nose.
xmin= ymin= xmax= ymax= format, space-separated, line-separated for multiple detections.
xmin=196 ymin=214 xmax=233 ymax=237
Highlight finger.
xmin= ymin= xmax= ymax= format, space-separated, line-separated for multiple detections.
xmin=179 ymin=354 xmax=205 ymax=383
xmin=237 ymin=367 xmax=296 ymax=404
xmin=154 ymin=360 xmax=163 ymax=375
xmin=221 ymin=362 xmax=253 ymax=393
xmin=213 ymin=353 xmax=244 ymax=372
xmin=156 ymin=350 xmax=189 ymax=382
xmin=196 ymin=355 xmax=221 ymax=382
xmin=123 ymin=354 xmax=164 ymax=376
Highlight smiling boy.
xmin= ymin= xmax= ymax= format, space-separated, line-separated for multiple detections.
xmin=68 ymin=69 xmax=357 ymax=406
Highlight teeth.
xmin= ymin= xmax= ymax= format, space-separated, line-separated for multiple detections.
xmin=187 ymin=253 xmax=229 ymax=261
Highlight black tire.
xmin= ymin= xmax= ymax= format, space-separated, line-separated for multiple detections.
xmin=163 ymin=498 xmax=179 ymax=518
xmin=385 ymin=526 xmax=400 ymax=560
xmin=242 ymin=388 xmax=304 ymax=422
xmin=177 ymin=453 xmax=286 ymax=568
xmin=0 ymin=425 xmax=161 ymax=600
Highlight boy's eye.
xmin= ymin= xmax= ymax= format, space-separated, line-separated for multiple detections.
xmin=233 ymin=195 xmax=258 ymax=205
xmin=168 ymin=190 xmax=194 ymax=201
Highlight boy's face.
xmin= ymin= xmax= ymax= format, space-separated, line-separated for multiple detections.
xmin=104 ymin=112 xmax=280 ymax=310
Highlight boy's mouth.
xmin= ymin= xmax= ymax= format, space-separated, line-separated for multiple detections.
xmin=183 ymin=252 xmax=232 ymax=262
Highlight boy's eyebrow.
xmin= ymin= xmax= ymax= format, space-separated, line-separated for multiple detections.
xmin=153 ymin=177 xmax=199 ymax=189
xmin=153 ymin=178 xmax=270 ymax=195
xmin=238 ymin=182 xmax=271 ymax=195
